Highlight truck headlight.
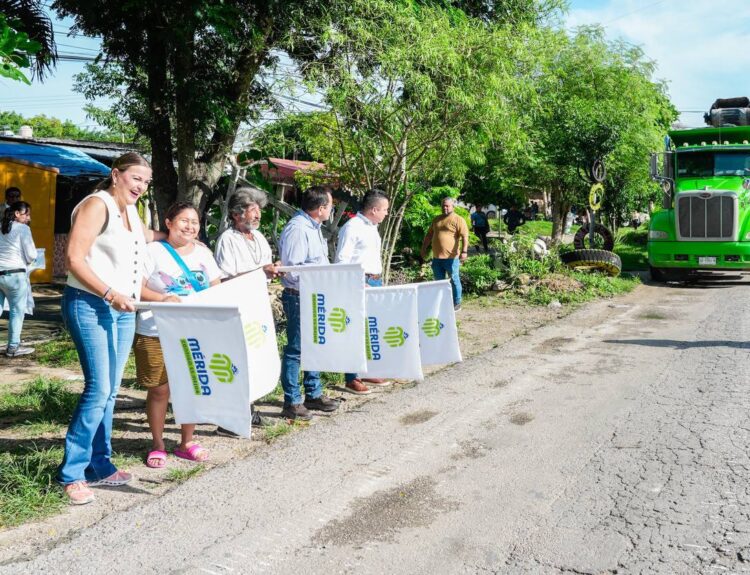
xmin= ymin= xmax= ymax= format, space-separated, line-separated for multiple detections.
xmin=649 ymin=230 xmax=668 ymax=239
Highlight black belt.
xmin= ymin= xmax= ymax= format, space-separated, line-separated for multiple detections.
xmin=366 ymin=273 xmax=381 ymax=280
xmin=0 ymin=268 xmax=25 ymax=276
xmin=283 ymin=287 xmax=300 ymax=295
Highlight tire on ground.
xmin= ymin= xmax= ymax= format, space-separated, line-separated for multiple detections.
xmin=560 ymin=249 xmax=622 ymax=277
xmin=649 ymin=265 xmax=666 ymax=282
xmin=573 ymin=223 xmax=615 ymax=251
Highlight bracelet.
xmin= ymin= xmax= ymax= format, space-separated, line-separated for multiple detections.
xmin=102 ymin=287 xmax=112 ymax=300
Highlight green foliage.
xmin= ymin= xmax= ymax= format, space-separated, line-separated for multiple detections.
xmin=34 ymin=333 xmax=79 ymax=368
xmin=398 ymin=185 xmax=459 ymax=255
xmin=262 ymin=420 xmax=298 ymax=442
xmin=460 ymin=254 xmax=500 ymax=295
xmin=0 ymin=377 xmax=79 ymax=424
xmin=0 ymin=13 xmax=41 ymax=84
xmin=613 ymin=226 xmax=648 ymax=271
xmin=166 ymin=464 xmax=205 ymax=483
xmin=522 ymin=272 xmax=639 ymax=306
xmin=0 ymin=110 xmax=122 ymax=141
xmin=0 ymin=446 xmax=66 ymax=527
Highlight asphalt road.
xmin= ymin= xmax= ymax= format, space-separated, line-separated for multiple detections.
xmin=4 ymin=273 xmax=750 ymax=574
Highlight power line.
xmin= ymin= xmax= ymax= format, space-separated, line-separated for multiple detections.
xmin=56 ymin=42 xmax=100 ymax=53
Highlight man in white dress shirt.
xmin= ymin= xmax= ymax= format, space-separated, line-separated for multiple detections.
xmin=214 ymin=187 xmax=279 ymax=433
xmin=334 ymin=189 xmax=392 ymax=395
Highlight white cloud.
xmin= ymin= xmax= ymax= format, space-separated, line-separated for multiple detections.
xmin=567 ymin=0 xmax=750 ymax=126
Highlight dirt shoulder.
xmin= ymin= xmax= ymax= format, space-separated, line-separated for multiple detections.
xmin=0 ymin=286 xmax=629 ymax=564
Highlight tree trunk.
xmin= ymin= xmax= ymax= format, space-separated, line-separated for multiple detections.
xmin=145 ymin=22 xmax=178 ymax=227
xmin=550 ymin=184 xmax=570 ymax=244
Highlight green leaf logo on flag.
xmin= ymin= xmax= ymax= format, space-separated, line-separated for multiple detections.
xmin=422 ymin=317 xmax=444 ymax=338
xmin=329 ymin=307 xmax=350 ymax=333
xmin=243 ymin=321 xmax=267 ymax=349
xmin=384 ymin=326 xmax=408 ymax=347
xmin=209 ymin=353 xmax=237 ymax=383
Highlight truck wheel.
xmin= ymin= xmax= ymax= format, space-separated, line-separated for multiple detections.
xmin=561 ymin=249 xmax=622 ymax=277
xmin=573 ymin=224 xmax=615 ymax=251
xmin=648 ymin=265 xmax=666 ymax=282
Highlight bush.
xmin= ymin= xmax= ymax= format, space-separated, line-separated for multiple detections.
xmin=460 ymin=255 xmax=500 ymax=295
xmin=492 ymin=234 xmax=563 ymax=284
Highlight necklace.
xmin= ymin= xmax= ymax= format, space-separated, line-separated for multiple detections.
xmin=241 ymin=231 xmax=262 ymax=265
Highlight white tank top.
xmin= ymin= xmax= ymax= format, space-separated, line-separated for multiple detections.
xmin=66 ymin=190 xmax=146 ymax=300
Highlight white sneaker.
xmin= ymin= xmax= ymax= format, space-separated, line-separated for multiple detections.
xmin=6 ymin=345 xmax=34 ymax=357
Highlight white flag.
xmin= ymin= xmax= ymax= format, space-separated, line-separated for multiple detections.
xmin=283 ymin=263 xmax=366 ymax=373
xmin=189 ymin=271 xmax=280 ymax=402
xmin=416 ymin=280 xmax=462 ymax=365
xmin=363 ymin=286 xmax=423 ymax=380
xmin=151 ymin=304 xmax=251 ymax=437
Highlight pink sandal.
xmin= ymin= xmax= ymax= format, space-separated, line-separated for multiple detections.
xmin=174 ymin=443 xmax=209 ymax=462
xmin=146 ymin=450 xmax=168 ymax=469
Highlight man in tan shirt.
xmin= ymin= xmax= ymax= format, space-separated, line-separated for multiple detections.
xmin=420 ymin=197 xmax=469 ymax=311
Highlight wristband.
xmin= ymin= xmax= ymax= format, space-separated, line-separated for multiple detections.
xmin=102 ymin=287 xmax=112 ymax=301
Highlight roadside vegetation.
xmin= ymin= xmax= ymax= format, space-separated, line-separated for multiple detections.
xmin=614 ymin=227 xmax=649 ymax=272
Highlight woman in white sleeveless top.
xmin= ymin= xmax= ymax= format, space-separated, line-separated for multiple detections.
xmin=57 ymin=153 xmax=165 ymax=505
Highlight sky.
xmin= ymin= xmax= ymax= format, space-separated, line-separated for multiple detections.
xmin=567 ymin=0 xmax=750 ymax=126
xmin=1 ymin=1 xmax=749 ymax=131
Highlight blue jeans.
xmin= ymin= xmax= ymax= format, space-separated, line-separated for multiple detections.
xmin=281 ymin=290 xmax=322 ymax=406
xmin=57 ymin=287 xmax=136 ymax=485
xmin=346 ymin=276 xmax=382 ymax=384
xmin=431 ymin=258 xmax=462 ymax=305
xmin=0 ymin=271 xmax=28 ymax=348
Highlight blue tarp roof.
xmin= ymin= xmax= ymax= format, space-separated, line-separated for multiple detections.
xmin=0 ymin=140 xmax=110 ymax=178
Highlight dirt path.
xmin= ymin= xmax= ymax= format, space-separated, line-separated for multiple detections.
xmin=0 ymin=288 xmax=578 ymax=564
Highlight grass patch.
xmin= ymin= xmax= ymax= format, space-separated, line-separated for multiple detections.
xmin=111 ymin=452 xmax=143 ymax=469
xmin=9 ymin=421 xmax=66 ymax=437
xmin=614 ymin=227 xmax=648 ymax=271
xmin=0 ymin=377 xmax=78 ymax=425
xmin=0 ymin=446 xmax=66 ymax=527
xmin=262 ymin=420 xmax=297 ymax=442
xmin=166 ymin=464 xmax=205 ymax=483
xmin=35 ymin=333 xmax=78 ymax=369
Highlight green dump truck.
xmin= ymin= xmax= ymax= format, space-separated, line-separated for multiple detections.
xmin=648 ymin=97 xmax=750 ymax=281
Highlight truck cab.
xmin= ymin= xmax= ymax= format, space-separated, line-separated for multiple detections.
xmin=648 ymin=97 xmax=750 ymax=281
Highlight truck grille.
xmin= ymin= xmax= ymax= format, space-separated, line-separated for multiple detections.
xmin=676 ymin=191 xmax=737 ymax=241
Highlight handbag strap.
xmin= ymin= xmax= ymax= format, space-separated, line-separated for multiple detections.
xmin=158 ymin=240 xmax=204 ymax=292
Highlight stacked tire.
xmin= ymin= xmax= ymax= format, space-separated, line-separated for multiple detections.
xmin=560 ymin=249 xmax=622 ymax=277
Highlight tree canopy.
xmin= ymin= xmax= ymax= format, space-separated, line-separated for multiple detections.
xmin=0 ymin=0 xmax=56 ymax=84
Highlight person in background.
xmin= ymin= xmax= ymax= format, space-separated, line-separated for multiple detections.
xmin=136 ymin=202 xmax=222 ymax=469
xmin=420 ymin=197 xmax=469 ymax=311
xmin=0 ymin=201 xmax=37 ymax=356
xmin=503 ymin=205 xmax=526 ymax=234
xmin=470 ymin=204 xmax=490 ymax=253
xmin=0 ymin=187 xmax=21 ymax=222
xmin=213 ymin=186 xmax=281 ymax=434
xmin=278 ymin=186 xmax=340 ymax=421
xmin=214 ymin=187 xmax=278 ymax=281
xmin=335 ymin=189 xmax=392 ymax=395
xmin=57 ymin=152 xmax=164 ymax=506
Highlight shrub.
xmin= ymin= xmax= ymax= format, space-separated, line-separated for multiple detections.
xmin=460 ymin=255 xmax=501 ymax=295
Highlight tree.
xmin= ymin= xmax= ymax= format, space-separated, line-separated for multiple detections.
xmin=495 ymin=26 xmax=676 ymax=241
xmin=54 ymin=0 xmax=352 ymax=222
xmin=288 ymin=1 xmax=536 ymax=279
xmin=0 ymin=110 xmax=126 ymax=141
xmin=0 ymin=0 xmax=57 ymax=84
